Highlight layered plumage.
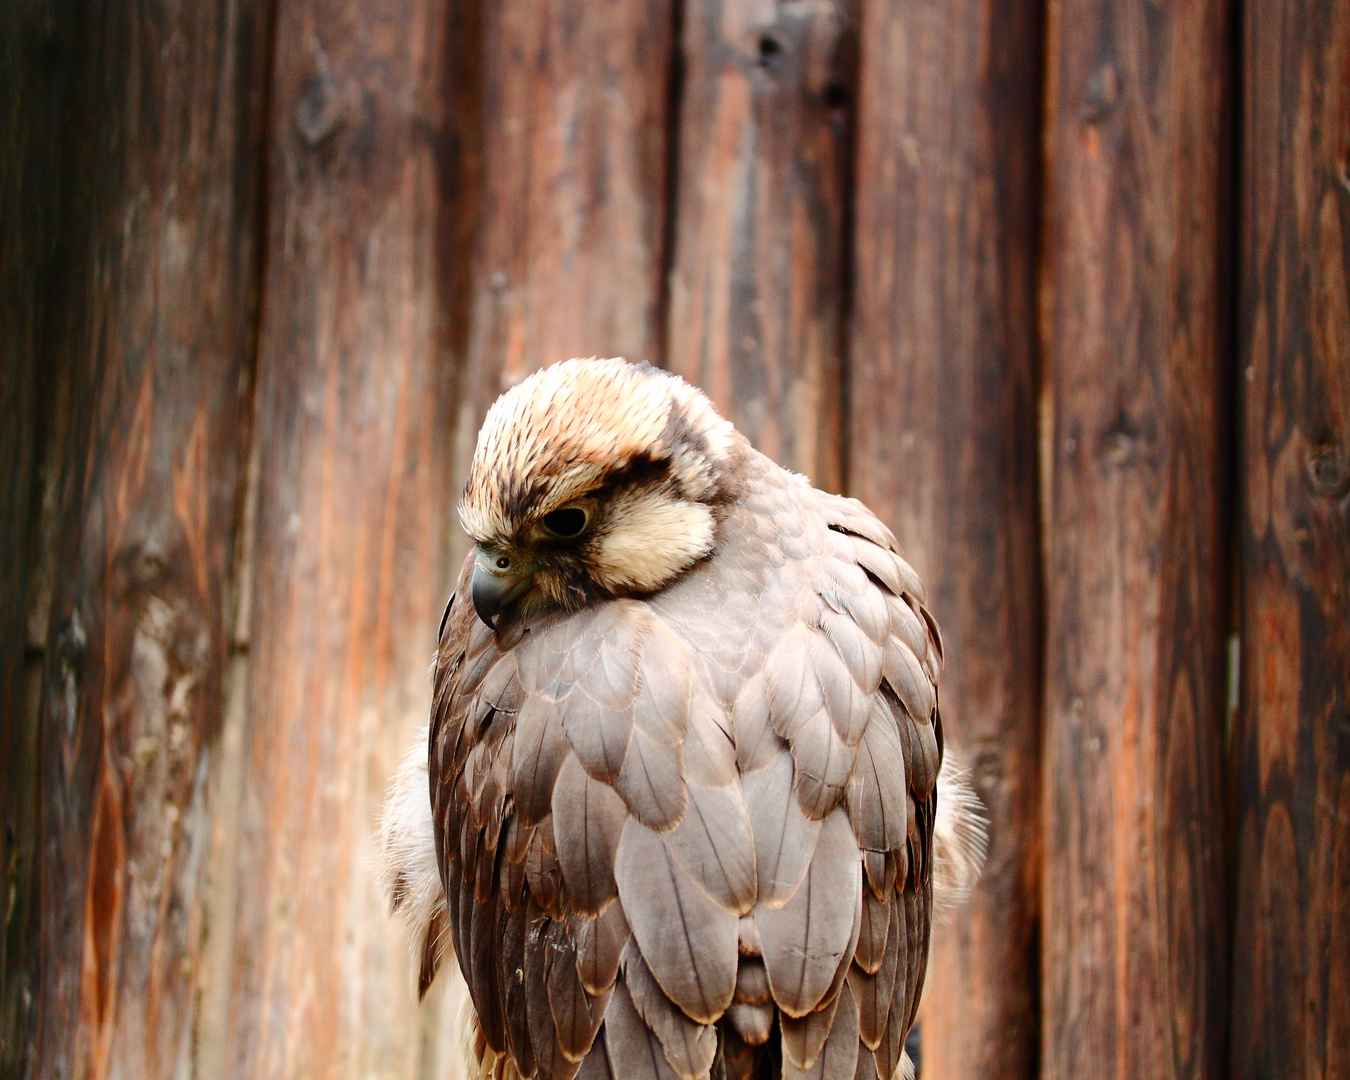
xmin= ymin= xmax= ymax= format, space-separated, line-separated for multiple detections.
xmin=381 ymin=358 xmax=985 ymax=1080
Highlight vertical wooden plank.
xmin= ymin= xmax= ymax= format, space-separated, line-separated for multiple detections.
xmin=448 ymin=0 xmax=676 ymax=556
xmin=1230 ymin=1 xmax=1350 ymax=1076
xmin=6 ymin=1 xmax=274 ymax=1077
xmin=467 ymin=0 xmax=673 ymax=381
xmin=0 ymin=1 xmax=78 ymax=1071
xmin=665 ymin=0 xmax=851 ymax=490
xmin=221 ymin=1 xmax=459 ymax=1075
xmin=848 ymin=0 xmax=1043 ymax=1076
xmin=1038 ymin=0 xmax=1231 ymax=1075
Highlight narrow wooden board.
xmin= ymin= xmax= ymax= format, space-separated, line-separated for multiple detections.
xmin=440 ymin=0 xmax=676 ymax=577
xmin=665 ymin=0 xmax=851 ymax=491
xmin=7 ymin=2 xmax=271 ymax=1077
xmin=0 ymin=1 xmax=81 ymax=1070
xmin=1230 ymin=1 xmax=1350 ymax=1076
xmin=848 ymin=0 xmax=1043 ymax=1075
xmin=218 ymin=1 xmax=458 ymax=1075
xmin=1038 ymin=0 xmax=1232 ymax=1075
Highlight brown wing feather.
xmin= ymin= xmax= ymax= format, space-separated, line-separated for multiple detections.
xmin=546 ymin=918 xmax=611 ymax=1062
xmin=622 ymin=941 xmax=718 ymax=1078
xmin=552 ymin=755 xmax=627 ymax=916
xmin=613 ymin=817 xmax=738 ymax=1023
xmin=783 ymin=981 xmax=861 ymax=1080
xmin=663 ymin=779 xmax=757 ymax=915
xmin=742 ymin=752 xmax=821 ymax=906
xmin=603 ymin=977 xmax=684 ymax=1080
xmin=757 ymin=807 xmax=862 ymax=1017
xmin=429 ymin=454 xmax=940 ymax=1079
xmin=574 ymin=900 xmax=629 ymax=996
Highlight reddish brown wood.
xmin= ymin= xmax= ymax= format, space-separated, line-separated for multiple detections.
xmin=847 ymin=0 xmax=1043 ymax=1076
xmin=446 ymin=0 xmax=677 ymax=567
xmin=217 ymin=2 xmax=461 ymax=1075
xmin=477 ymin=0 xmax=673 ymax=381
xmin=665 ymin=0 xmax=851 ymax=490
xmin=1230 ymin=2 xmax=1350 ymax=1076
xmin=1 ymin=2 xmax=272 ymax=1078
xmin=1038 ymin=0 xmax=1232 ymax=1076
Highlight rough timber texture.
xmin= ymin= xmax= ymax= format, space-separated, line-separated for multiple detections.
xmin=665 ymin=0 xmax=852 ymax=492
xmin=446 ymin=0 xmax=676 ymax=558
xmin=1230 ymin=1 xmax=1350 ymax=1077
xmin=0 ymin=2 xmax=78 ymax=1072
xmin=0 ymin=1 xmax=272 ymax=1077
xmin=847 ymin=0 xmax=1043 ymax=1077
xmin=1038 ymin=0 xmax=1232 ymax=1076
xmin=214 ymin=1 xmax=464 ymax=1076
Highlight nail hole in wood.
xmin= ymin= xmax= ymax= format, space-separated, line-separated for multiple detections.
xmin=757 ymin=34 xmax=782 ymax=66
xmin=822 ymin=82 xmax=849 ymax=109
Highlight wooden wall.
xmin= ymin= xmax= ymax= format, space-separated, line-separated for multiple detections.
xmin=1 ymin=1 xmax=1346 ymax=1079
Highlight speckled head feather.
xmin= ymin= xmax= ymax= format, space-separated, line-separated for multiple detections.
xmin=459 ymin=357 xmax=738 ymax=546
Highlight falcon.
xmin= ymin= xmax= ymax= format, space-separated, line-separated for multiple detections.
xmin=380 ymin=357 xmax=985 ymax=1080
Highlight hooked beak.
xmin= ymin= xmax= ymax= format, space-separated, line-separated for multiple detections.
xmin=471 ymin=548 xmax=533 ymax=628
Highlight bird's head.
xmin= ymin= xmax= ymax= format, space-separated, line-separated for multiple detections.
xmin=459 ymin=357 xmax=742 ymax=627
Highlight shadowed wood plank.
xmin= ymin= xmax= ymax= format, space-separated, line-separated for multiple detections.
xmin=0 ymin=2 xmax=272 ymax=1077
xmin=217 ymin=1 xmax=463 ymax=1076
xmin=1038 ymin=0 xmax=1232 ymax=1076
xmin=665 ymin=0 xmax=851 ymax=491
xmin=1230 ymin=1 xmax=1350 ymax=1076
xmin=847 ymin=0 xmax=1043 ymax=1075
xmin=0 ymin=2 xmax=80 ymax=1072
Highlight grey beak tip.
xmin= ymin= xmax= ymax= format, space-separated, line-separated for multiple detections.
xmin=471 ymin=571 xmax=503 ymax=628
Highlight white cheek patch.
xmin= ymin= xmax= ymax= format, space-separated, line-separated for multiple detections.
xmin=593 ymin=494 xmax=715 ymax=594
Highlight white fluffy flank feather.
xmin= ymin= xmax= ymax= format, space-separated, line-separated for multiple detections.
xmin=377 ymin=725 xmax=451 ymax=998
xmin=932 ymin=750 xmax=989 ymax=910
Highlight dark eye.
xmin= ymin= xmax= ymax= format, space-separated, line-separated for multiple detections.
xmin=541 ymin=506 xmax=588 ymax=538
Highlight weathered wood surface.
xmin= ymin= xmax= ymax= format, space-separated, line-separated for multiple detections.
xmin=1230 ymin=1 xmax=1350 ymax=1076
xmin=448 ymin=0 xmax=676 ymax=545
xmin=438 ymin=0 xmax=678 ymax=592
xmin=1038 ymin=0 xmax=1232 ymax=1075
xmin=2 ymin=1 xmax=272 ymax=1078
xmin=214 ymin=1 xmax=463 ymax=1076
xmin=665 ymin=0 xmax=851 ymax=491
xmin=0 ymin=1 xmax=79 ymax=1071
xmin=848 ymin=0 xmax=1044 ymax=1076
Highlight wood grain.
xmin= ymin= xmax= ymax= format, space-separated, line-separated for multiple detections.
xmin=665 ymin=0 xmax=851 ymax=491
xmin=446 ymin=0 xmax=677 ymax=569
xmin=216 ymin=1 xmax=461 ymax=1076
xmin=847 ymin=0 xmax=1043 ymax=1076
xmin=1038 ymin=0 xmax=1232 ymax=1076
xmin=1230 ymin=1 xmax=1350 ymax=1076
xmin=0 ymin=1 xmax=79 ymax=1071
xmin=2 ymin=1 xmax=273 ymax=1077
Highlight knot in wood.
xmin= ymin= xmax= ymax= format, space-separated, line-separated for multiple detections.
xmin=57 ymin=609 xmax=87 ymax=662
xmin=756 ymin=32 xmax=784 ymax=70
xmin=1098 ymin=428 xmax=1136 ymax=468
xmin=1306 ymin=441 xmax=1350 ymax=498
xmin=1081 ymin=63 xmax=1119 ymax=123
xmin=821 ymin=81 xmax=849 ymax=110
xmin=296 ymin=71 xmax=344 ymax=147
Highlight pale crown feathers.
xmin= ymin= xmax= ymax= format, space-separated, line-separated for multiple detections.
xmin=458 ymin=358 xmax=743 ymax=613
